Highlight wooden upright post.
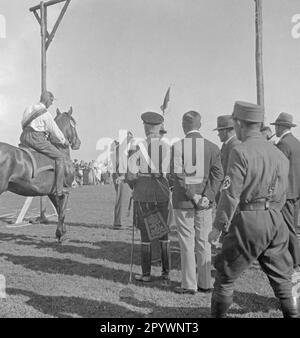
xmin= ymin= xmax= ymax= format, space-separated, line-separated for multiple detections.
xmin=255 ymin=0 xmax=264 ymax=109
xmin=41 ymin=2 xmax=47 ymax=93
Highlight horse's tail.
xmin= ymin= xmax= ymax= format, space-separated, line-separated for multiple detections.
xmin=0 ymin=143 xmax=15 ymax=193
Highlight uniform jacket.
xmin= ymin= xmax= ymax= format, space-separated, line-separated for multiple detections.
xmin=221 ymin=135 xmax=241 ymax=174
xmin=214 ymin=131 xmax=289 ymax=231
xmin=276 ymin=133 xmax=300 ymax=200
xmin=170 ymin=131 xmax=224 ymax=209
xmin=127 ymin=137 xmax=170 ymax=203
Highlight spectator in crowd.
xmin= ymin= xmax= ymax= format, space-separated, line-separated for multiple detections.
xmin=271 ymin=113 xmax=300 ymax=274
xmin=261 ymin=126 xmax=275 ymax=141
xmin=111 ymin=132 xmax=134 ymax=229
xmin=171 ymin=111 xmax=224 ymax=294
xmin=214 ymin=115 xmax=240 ymax=175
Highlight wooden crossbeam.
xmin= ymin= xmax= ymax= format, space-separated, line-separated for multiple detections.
xmin=46 ymin=0 xmax=71 ymax=50
xmin=29 ymin=0 xmax=68 ymax=12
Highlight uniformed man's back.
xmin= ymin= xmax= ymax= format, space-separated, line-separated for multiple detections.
xmin=232 ymin=133 xmax=289 ymax=207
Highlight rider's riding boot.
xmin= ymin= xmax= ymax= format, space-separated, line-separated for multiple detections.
xmin=279 ymin=297 xmax=300 ymax=318
xmin=135 ymin=243 xmax=152 ymax=282
xmin=160 ymin=240 xmax=171 ymax=281
xmin=55 ymin=159 xmax=67 ymax=197
xmin=211 ymin=294 xmax=233 ymax=318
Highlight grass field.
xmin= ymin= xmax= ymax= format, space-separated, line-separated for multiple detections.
xmin=0 ymin=185 xmax=283 ymax=318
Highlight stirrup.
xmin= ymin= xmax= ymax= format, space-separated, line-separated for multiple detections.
xmin=134 ymin=274 xmax=152 ymax=282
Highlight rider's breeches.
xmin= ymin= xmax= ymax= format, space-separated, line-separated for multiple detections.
xmin=20 ymin=128 xmax=64 ymax=160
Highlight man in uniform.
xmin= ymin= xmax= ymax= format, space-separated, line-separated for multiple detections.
xmin=214 ymin=115 xmax=241 ymax=175
xmin=111 ymin=131 xmax=134 ymax=229
xmin=171 ymin=111 xmax=224 ymax=294
xmin=20 ymin=91 xmax=69 ymax=197
xmin=127 ymin=112 xmax=171 ymax=283
xmin=209 ymin=101 xmax=299 ymax=318
xmin=271 ymin=113 xmax=300 ymax=272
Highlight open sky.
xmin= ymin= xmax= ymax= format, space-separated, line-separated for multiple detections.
xmin=1 ymin=0 xmax=300 ymax=161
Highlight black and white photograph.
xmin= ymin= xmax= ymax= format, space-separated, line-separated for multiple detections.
xmin=1 ymin=0 xmax=300 ymax=323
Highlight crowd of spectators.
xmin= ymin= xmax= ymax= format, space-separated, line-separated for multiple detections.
xmin=72 ymin=159 xmax=112 ymax=187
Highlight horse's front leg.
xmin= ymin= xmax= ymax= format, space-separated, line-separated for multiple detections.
xmin=49 ymin=193 xmax=69 ymax=242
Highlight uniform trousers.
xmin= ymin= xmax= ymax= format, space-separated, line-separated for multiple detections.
xmin=174 ymin=208 xmax=213 ymax=291
xmin=281 ymin=199 xmax=300 ymax=268
xmin=213 ymin=209 xmax=293 ymax=301
xmin=112 ymin=176 xmax=124 ymax=226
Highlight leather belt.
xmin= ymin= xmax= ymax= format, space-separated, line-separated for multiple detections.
xmin=240 ymin=199 xmax=278 ymax=211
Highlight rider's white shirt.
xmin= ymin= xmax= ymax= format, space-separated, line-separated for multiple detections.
xmin=22 ymin=103 xmax=66 ymax=144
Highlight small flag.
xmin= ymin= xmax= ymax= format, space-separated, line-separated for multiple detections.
xmin=160 ymin=87 xmax=170 ymax=114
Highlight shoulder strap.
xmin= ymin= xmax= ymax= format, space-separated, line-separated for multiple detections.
xmin=22 ymin=108 xmax=47 ymax=130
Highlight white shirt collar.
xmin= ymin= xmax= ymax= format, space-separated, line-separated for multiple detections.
xmin=186 ymin=130 xmax=200 ymax=136
xmin=224 ymin=135 xmax=235 ymax=145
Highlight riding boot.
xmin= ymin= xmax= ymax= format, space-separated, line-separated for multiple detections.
xmin=55 ymin=159 xmax=66 ymax=197
xmin=211 ymin=295 xmax=233 ymax=318
xmin=135 ymin=243 xmax=152 ymax=282
xmin=279 ymin=297 xmax=300 ymax=318
xmin=160 ymin=240 xmax=171 ymax=281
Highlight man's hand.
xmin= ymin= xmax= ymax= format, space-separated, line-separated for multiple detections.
xmin=208 ymin=228 xmax=222 ymax=245
xmin=192 ymin=194 xmax=210 ymax=209
xmin=199 ymin=196 xmax=210 ymax=208
xmin=63 ymin=139 xmax=70 ymax=148
xmin=115 ymin=175 xmax=125 ymax=185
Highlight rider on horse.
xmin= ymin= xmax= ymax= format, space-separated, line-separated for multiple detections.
xmin=20 ymin=91 xmax=70 ymax=197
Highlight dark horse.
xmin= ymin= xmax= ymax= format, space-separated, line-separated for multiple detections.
xmin=0 ymin=107 xmax=81 ymax=241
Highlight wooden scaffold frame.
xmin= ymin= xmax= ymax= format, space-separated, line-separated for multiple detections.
xmin=13 ymin=0 xmax=72 ymax=225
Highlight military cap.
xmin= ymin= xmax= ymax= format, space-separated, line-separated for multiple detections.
xmin=213 ymin=115 xmax=234 ymax=131
xmin=141 ymin=112 xmax=164 ymax=125
xmin=232 ymin=101 xmax=264 ymax=123
xmin=270 ymin=112 xmax=297 ymax=128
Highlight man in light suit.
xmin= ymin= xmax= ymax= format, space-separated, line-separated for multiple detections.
xmin=271 ymin=112 xmax=300 ymax=272
xmin=171 ymin=111 xmax=224 ymax=294
xmin=111 ymin=131 xmax=133 ymax=229
xmin=214 ymin=115 xmax=241 ymax=175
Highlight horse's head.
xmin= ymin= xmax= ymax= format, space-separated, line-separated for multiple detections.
xmin=55 ymin=107 xmax=81 ymax=150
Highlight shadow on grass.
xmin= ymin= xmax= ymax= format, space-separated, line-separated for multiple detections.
xmin=232 ymin=291 xmax=280 ymax=315
xmin=122 ymin=296 xmax=211 ymax=318
xmin=6 ymin=288 xmax=143 ymax=318
xmin=67 ymin=222 xmax=115 ymax=230
xmin=0 ymin=231 xmax=181 ymax=269
xmin=0 ymin=252 xmax=180 ymax=292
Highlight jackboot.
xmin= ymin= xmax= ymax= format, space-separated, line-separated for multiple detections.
xmin=135 ymin=243 xmax=152 ymax=282
xmin=160 ymin=240 xmax=171 ymax=281
xmin=280 ymin=297 xmax=300 ymax=318
xmin=211 ymin=295 xmax=233 ymax=318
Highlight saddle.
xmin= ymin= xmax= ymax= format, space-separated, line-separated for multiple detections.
xmin=18 ymin=145 xmax=55 ymax=178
